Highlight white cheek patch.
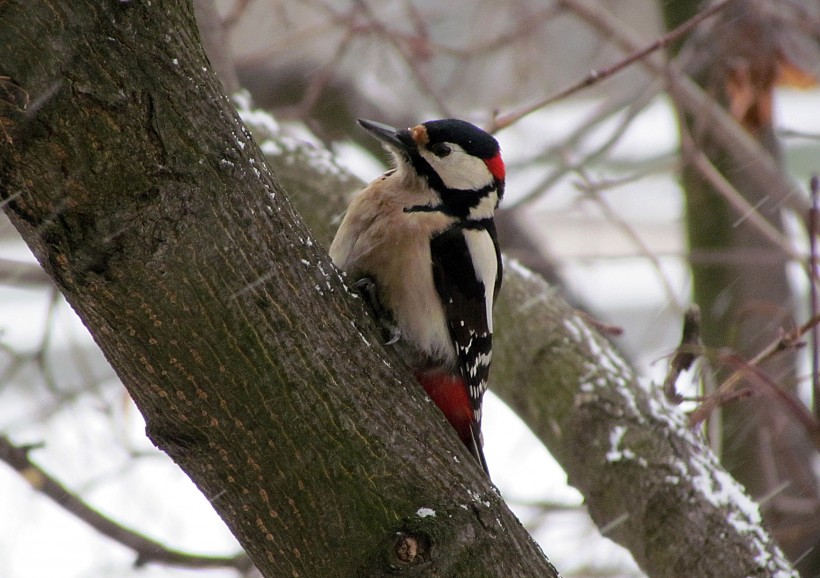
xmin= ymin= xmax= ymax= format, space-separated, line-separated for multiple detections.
xmin=418 ymin=145 xmax=494 ymax=191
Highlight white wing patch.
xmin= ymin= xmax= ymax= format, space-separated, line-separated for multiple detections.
xmin=463 ymin=229 xmax=498 ymax=333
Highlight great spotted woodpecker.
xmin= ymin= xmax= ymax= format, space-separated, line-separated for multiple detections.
xmin=330 ymin=118 xmax=504 ymax=476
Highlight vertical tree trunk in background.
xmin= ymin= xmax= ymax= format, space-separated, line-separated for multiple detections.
xmin=662 ymin=1 xmax=820 ymax=572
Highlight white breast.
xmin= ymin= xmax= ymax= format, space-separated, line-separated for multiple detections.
xmin=330 ymin=174 xmax=457 ymax=367
xmin=383 ymin=232 xmax=456 ymax=365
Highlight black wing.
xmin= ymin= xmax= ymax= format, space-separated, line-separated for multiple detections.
xmin=430 ymin=222 xmax=501 ymax=425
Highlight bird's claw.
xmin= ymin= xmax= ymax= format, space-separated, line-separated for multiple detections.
xmin=354 ymin=276 xmax=401 ymax=346
xmin=383 ymin=326 xmax=401 ymax=346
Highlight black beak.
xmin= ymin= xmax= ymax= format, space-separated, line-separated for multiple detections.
xmin=358 ymin=119 xmax=413 ymax=152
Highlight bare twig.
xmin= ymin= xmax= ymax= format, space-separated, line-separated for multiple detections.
xmin=222 ymin=0 xmax=254 ymax=29
xmin=574 ymin=166 xmax=685 ymax=310
xmin=489 ymin=0 xmax=737 ymax=131
xmin=0 ymin=435 xmax=252 ymax=571
xmin=508 ymin=79 xmax=664 ymax=208
xmin=718 ymin=355 xmax=820 ymax=451
xmin=0 ymin=258 xmax=52 ymax=287
xmin=351 ymin=0 xmax=451 ymax=116
xmin=507 ymin=0 xmax=806 ymax=218
xmin=291 ymin=30 xmax=356 ymax=119
xmin=577 ymin=309 xmax=623 ymax=337
xmin=689 ymin=313 xmax=820 ymax=427
xmin=779 ymin=128 xmax=820 ymax=141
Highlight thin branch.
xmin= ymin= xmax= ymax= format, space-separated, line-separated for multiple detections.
xmin=689 ymin=312 xmax=820 ymax=427
xmin=222 ymin=0 xmax=254 ymax=29
xmin=679 ymin=126 xmax=801 ymax=262
xmin=496 ymin=0 xmax=806 ymax=220
xmin=0 ymin=258 xmax=52 ymax=287
xmin=351 ymin=0 xmax=451 ymax=116
xmin=290 ymin=29 xmax=357 ymax=119
xmin=719 ymin=355 xmax=820 ymax=451
xmin=508 ymin=81 xmax=665 ymax=209
xmin=779 ymin=128 xmax=820 ymax=141
xmin=0 ymin=435 xmax=252 ymax=572
xmin=574 ymin=166 xmax=685 ymax=310
xmin=489 ymin=0 xmax=737 ymax=132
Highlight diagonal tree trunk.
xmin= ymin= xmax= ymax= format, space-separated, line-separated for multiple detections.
xmin=0 ymin=2 xmax=558 ymax=577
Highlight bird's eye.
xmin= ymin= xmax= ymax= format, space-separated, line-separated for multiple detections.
xmin=429 ymin=143 xmax=452 ymax=158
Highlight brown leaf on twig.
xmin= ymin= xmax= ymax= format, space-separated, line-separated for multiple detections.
xmin=663 ymin=304 xmax=702 ymax=403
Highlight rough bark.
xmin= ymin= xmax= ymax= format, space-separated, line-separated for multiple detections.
xmin=0 ymin=2 xmax=558 ymax=577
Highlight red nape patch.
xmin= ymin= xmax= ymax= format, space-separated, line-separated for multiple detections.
xmin=484 ymin=153 xmax=505 ymax=182
xmin=415 ymin=371 xmax=474 ymax=444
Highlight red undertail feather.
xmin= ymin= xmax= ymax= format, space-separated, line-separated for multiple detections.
xmin=415 ymin=371 xmax=489 ymax=475
xmin=416 ymin=371 xmax=474 ymax=444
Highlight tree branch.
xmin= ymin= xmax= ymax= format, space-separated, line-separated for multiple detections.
xmin=490 ymin=263 xmax=797 ymax=578
xmin=490 ymin=0 xmax=737 ymax=131
xmin=0 ymin=435 xmax=252 ymax=570
xmin=492 ymin=0 xmax=806 ymax=217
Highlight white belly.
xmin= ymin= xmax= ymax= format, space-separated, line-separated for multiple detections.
xmin=380 ymin=236 xmax=455 ymax=366
xmin=330 ymin=172 xmax=459 ymax=368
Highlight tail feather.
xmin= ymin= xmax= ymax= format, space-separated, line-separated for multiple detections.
xmin=468 ymin=421 xmax=490 ymax=477
xmin=415 ymin=370 xmax=491 ymax=477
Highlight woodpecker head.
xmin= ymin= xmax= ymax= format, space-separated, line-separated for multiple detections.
xmin=358 ymin=118 xmax=505 ymax=220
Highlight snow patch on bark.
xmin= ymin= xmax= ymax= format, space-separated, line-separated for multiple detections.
xmin=605 ymin=425 xmax=647 ymax=467
xmin=233 ymin=90 xmax=351 ymax=180
xmin=558 ymin=308 xmax=797 ymax=576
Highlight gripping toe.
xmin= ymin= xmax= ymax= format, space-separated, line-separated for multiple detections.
xmin=354 ymin=276 xmax=401 ymax=346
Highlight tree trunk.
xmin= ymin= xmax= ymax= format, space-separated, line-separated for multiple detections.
xmin=0 ymin=2 xmax=558 ymax=577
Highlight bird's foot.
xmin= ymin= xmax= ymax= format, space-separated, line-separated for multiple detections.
xmin=354 ymin=277 xmax=401 ymax=345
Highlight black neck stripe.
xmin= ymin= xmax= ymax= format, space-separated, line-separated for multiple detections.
xmin=460 ymin=218 xmax=494 ymax=230
xmin=403 ymin=182 xmax=498 ymax=219
xmin=403 ymin=205 xmax=494 ymax=230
